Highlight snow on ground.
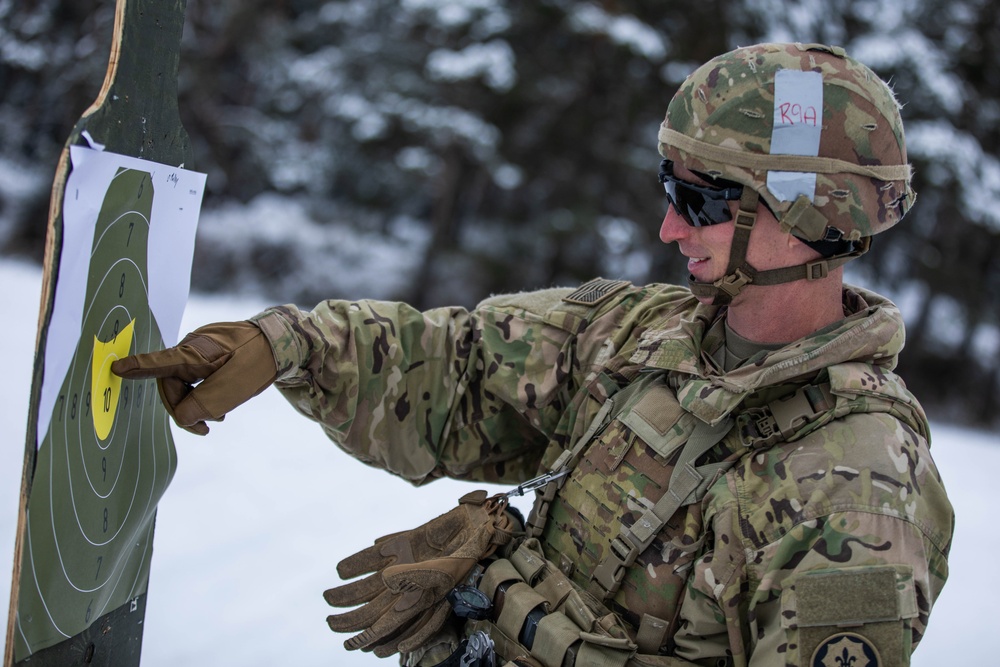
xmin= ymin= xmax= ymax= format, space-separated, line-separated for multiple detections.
xmin=0 ymin=259 xmax=993 ymax=665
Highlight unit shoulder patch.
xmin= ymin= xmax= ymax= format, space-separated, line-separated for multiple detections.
xmin=811 ymin=632 xmax=882 ymax=667
xmin=562 ymin=278 xmax=631 ymax=307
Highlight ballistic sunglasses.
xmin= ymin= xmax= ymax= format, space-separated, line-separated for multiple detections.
xmin=658 ymin=159 xmax=744 ymax=227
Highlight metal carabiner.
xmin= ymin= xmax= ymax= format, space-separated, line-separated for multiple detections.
xmin=505 ymin=468 xmax=570 ymax=498
xmin=460 ymin=630 xmax=495 ymax=667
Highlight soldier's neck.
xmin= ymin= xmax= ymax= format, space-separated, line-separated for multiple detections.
xmin=724 ymin=271 xmax=845 ymax=345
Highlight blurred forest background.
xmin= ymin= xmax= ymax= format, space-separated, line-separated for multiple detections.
xmin=1 ymin=0 xmax=998 ymax=427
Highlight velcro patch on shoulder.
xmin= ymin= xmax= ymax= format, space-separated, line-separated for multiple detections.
xmin=785 ymin=566 xmax=915 ymax=667
xmin=796 ymin=567 xmax=900 ymax=627
xmin=562 ymin=278 xmax=630 ymax=307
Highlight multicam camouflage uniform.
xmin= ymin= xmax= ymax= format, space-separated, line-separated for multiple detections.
xmin=252 ymin=277 xmax=953 ymax=666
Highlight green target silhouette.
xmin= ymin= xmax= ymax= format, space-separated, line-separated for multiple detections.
xmin=12 ymin=168 xmax=176 ymax=660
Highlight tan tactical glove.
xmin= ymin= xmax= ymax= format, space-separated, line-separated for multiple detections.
xmin=324 ymin=490 xmax=515 ymax=658
xmin=111 ymin=321 xmax=277 ymax=435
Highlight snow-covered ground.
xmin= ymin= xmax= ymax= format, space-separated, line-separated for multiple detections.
xmin=0 ymin=258 xmax=993 ymax=665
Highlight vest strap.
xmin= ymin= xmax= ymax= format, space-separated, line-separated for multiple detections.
xmin=588 ymin=417 xmax=735 ymax=600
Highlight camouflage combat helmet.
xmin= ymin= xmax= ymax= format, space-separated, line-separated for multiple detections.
xmin=658 ymin=42 xmax=915 ymax=304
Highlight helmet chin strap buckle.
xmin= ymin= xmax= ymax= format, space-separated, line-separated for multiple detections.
xmin=715 ymin=268 xmax=753 ymax=298
xmin=806 ymin=260 xmax=830 ymax=280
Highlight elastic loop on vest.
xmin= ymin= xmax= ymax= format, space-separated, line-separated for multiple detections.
xmin=635 ymin=614 xmax=670 ymax=655
xmin=530 ymin=612 xmax=581 ymax=667
xmin=576 ymin=635 xmax=636 ymax=667
xmin=511 ymin=538 xmax=548 ymax=584
xmin=480 ymin=558 xmax=524 ymax=601
xmin=535 ymin=571 xmax=574 ymax=610
xmin=496 ymin=582 xmax=548 ymax=643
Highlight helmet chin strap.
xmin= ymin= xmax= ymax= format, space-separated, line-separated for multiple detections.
xmin=687 ymin=188 xmax=871 ymax=306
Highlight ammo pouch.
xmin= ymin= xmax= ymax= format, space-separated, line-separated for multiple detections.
xmin=468 ymin=538 xmax=699 ymax=667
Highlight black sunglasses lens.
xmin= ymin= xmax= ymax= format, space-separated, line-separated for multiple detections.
xmin=659 ymin=160 xmax=739 ymax=227
xmin=693 ymin=195 xmax=733 ymax=227
xmin=663 ymin=180 xmax=733 ymax=227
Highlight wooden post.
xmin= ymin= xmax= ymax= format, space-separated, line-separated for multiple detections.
xmin=5 ymin=1 xmax=192 ymax=664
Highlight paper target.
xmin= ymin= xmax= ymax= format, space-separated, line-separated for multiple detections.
xmin=12 ymin=148 xmax=204 ymax=659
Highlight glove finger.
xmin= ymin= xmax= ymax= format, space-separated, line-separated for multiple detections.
xmin=177 ymin=420 xmax=210 ymax=436
xmin=111 ymin=342 xmax=225 ymax=383
xmin=345 ymin=613 xmax=418 ymax=654
xmin=383 ymin=557 xmax=476 ymax=598
xmin=376 ymin=599 xmax=451 ymax=658
xmin=326 ymin=589 xmax=396 ymax=634
xmin=342 ymin=588 xmax=433 ymax=651
xmin=425 ymin=509 xmax=476 ymax=556
xmin=363 ymin=619 xmax=413 ymax=657
xmin=157 ymin=376 xmax=191 ymax=414
xmin=336 ymin=543 xmax=393 ymax=580
xmin=156 ymin=378 xmax=209 ymax=436
xmin=168 ymin=389 xmax=215 ymax=433
xmin=324 ymin=573 xmax=385 ymax=608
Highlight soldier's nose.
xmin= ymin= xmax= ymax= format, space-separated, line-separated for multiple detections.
xmin=659 ymin=207 xmax=690 ymax=244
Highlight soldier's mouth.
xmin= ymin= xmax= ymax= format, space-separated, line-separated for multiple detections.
xmin=687 ymin=257 xmax=708 ymax=271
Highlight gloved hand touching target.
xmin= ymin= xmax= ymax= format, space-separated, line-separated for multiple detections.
xmin=112 ymin=320 xmax=278 ymax=435
xmin=324 ymin=490 xmax=516 ymax=658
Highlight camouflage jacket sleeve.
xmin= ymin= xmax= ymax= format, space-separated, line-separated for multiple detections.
xmin=671 ymin=411 xmax=954 ymax=667
xmin=249 ymin=282 xmax=647 ymax=486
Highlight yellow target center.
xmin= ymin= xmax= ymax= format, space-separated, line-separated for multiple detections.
xmin=91 ymin=319 xmax=136 ymax=440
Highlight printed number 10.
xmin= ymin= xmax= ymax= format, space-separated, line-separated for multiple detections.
xmin=103 ymin=387 xmax=112 ymax=412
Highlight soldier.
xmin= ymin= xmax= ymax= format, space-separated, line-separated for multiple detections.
xmin=115 ymin=43 xmax=953 ymax=666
